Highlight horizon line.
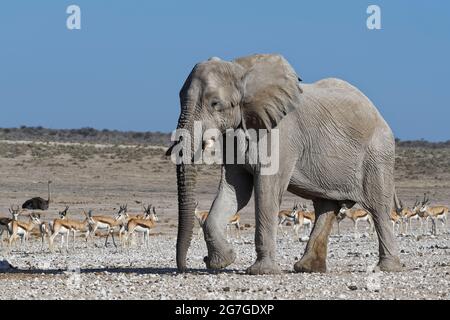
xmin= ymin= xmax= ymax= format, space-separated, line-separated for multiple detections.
xmin=0 ymin=125 xmax=448 ymax=144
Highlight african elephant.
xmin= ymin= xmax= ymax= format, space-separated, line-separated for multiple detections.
xmin=167 ymin=53 xmax=402 ymax=274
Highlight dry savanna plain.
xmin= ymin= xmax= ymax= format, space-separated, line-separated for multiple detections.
xmin=0 ymin=129 xmax=449 ymax=300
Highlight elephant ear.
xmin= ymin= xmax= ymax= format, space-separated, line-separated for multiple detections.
xmin=234 ymin=54 xmax=302 ymax=130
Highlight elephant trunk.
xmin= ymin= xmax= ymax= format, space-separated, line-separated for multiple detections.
xmin=176 ymin=163 xmax=197 ymax=272
xmin=174 ymin=106 xmax=198 ymax=272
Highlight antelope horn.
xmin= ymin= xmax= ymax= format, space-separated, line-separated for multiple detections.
xmin=423 ymin=193 xmax=430 ymax=205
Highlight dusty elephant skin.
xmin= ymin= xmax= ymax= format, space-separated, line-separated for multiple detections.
xmin=170 ymin=53 xmax=402 ymax=274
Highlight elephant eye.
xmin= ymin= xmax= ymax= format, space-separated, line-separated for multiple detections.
xmin=210 ymin=100 xmax=221 ymax=109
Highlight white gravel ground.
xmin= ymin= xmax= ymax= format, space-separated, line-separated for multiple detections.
xmin=1 ymin=230 xmax=449 ymax=300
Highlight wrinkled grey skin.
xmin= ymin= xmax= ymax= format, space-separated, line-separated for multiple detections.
xmin=169 ymin=54 xmax=402 ymax=274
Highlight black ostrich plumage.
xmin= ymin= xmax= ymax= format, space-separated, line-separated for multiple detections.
xmin=22 ymin=197 xmax=49 ymax=210
xmin=22 ymin=180 xmax=52 ymax=210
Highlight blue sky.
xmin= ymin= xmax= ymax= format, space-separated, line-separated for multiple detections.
xmin=0 ymin=1 xmax=449 ymax=141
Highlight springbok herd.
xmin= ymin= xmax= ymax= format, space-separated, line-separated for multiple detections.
xmin=0 ymin=189 xmax=448 ymax=253
xmin=280 ymin=193 xmax=449 ymax=240
xmin=0 ymin=198 xmax=243 ymax=252
xmin=0 ymin=203 xmax=162 ymax=251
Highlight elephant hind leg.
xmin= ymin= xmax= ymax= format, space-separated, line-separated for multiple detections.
xmin=364 ymin=201 xmax=402 ymax=272
xmin=360 ymin=191 xmax=402 ymax=272
xmin=359 ymin=139 xmax=401 ymax=271
xmin=294 ymin=199 xmax=338 ymax=273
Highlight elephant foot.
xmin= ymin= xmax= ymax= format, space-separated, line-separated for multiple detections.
xmin=374 ymin=256 xmax=402 ymax=272
xmin=246 ymin=258 xmax=281 ymax=275
xmin=294 ymin=254 xmax=327 ymax=273
xmin=204 ymin=248 xmax=236 ymax=270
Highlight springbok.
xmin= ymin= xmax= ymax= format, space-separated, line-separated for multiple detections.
xmin=8 ymin=210 xmax=42 ymax=250
xmin=38 ymin=221 xmax=50 ymax=250
xmin=194 ymin=202 xmax=209 ymax=237
xmin=293 ymin=203 xmax=315 ymax=240
xmin=48 ymin=206 xmax=71 ymax=249
xmin=338 ymin=204 xmax=374 ymax=238
xmin=402 ymin=208 xmax=419 ymax=235
xmin=397 ymin=197 xmax=420 ymax=235
xmin=226 ymin=213 xmax=241 ymax=239
xmin=124 ymin=205 xmax=159 ymax=248
xmin=3 ymin=206 xmax=20 ymax=249
xmin=194 ymin=202 xmax=241 ymax=239
xmin=118 ymin=204 xmax=153 ymax=244
xmin=419 ymin=193 xmax=448 ymax=235
xmin=49 ymin=208 xmax=91 ymax=251
xmin=0 ymin=217 xmax=9 ymax=248
xmin=89 ymin=205 xmax=128 ymax=247
xmin=390 ymin=209 xmax=402 ymax=235
xmin=277 ymin=203 xmax=298 ymax=235
xmin=406 ymin=196 xmax=427 ymax=234
xmin=0 ymin=207 xmax=17 ymax=248
xmin=335 ymin=205 xmax=350 ymax=236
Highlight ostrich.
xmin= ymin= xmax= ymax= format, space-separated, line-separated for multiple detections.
xmin=22 ymin=180 xmax=52 ymax=210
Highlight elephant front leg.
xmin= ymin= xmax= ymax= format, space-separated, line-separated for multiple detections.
xmin=203 ymin=165 xmax=253 ymax=270
xmin=294 ymin=199 xmax=338 ymax=273
xmin=247 ymin=176 xmax=282 ymax=275
xmin=203 ymin=198 xmax=237 ymax=270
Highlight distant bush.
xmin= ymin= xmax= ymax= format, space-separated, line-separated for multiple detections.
xmin=0 ymin=126 xmax=171 ymax=146
xmin=395 ymin=138 xmax=450 ymax=149
xmin=0 ymin=127 xmax=448 ymax=148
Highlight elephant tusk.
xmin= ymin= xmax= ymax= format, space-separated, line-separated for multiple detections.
xmin=165 ymin=142 xmax=178 ymax=156
xmin=202 ymin=138 xmax=215 ymax=150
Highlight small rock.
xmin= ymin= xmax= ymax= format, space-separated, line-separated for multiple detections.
xmin=348 ymin=285 xmax=358 ymax=291
xmin=223 ymin=287 xmax=231 ymax=292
